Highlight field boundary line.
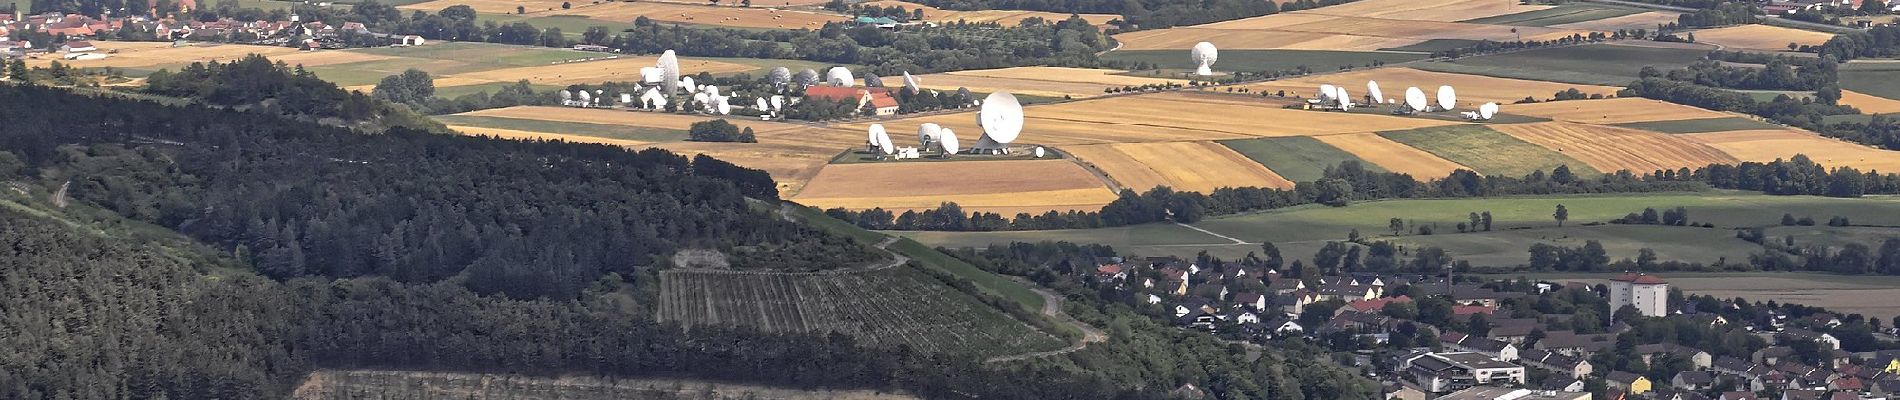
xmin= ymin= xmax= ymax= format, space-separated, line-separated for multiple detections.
xmin=1176 ymin=222 xmax=1248 ymax=244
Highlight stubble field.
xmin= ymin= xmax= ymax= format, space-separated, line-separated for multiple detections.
xmin=1063 ymin=141 xmax=1296 ymax=192
xmin=1687 ymin=24 xmax=1836 ymax=52
xmin=790 ymin=159 xmax=1119 ymax=215
xmin=1488 ymin=122 xmax=1739 ymax=172
xmin=1239 ymin=67 xmax=1622 ymax=105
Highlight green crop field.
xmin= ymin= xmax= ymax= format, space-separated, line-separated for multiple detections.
xmin=1104 ymin=49 xmax=1429 ymax=74
xmin=433 ymin=82 xmax=562 ymax=99
xmin=1841 ymin=61 xmax=1900 ymax=100
xmin=434 ymin=115 xmax=690 ymax=142
xmin=1219 ymin=136 xmax=1385 ymax=182
xmin=1461 ymin=4 xmax=1646 ymax=27
xmin=1411 ymin=43 xmax=1712 ymax=85
xmin=1613 ymin=117 xmax=1782 ymax=133
xmin=657 ymin=266 xmax=1064 ymax=358
xmin=1467 ymin=270 xmax=1900 ymax=317
xmin=1381 ymin=39 xmax=1485 ymax=53
xmin=350 ymin=42 xmax=597 ymax=66
xmin=1379 ymin=125 xmax=1598 ymax=177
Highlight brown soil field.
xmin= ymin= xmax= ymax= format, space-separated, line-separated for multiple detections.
xmin=1548 ymin=11 xmax=1682 ymax=31
xmin=446 ymin=124 xmax=655 ymax=146
xmin=1489 ymin=122 xmax=1739 ymax=172
xmin=1312 ymin=132 xmax=1471 ymax=177
xmin=864 ymin=0 xmax=1118 ymax=26
xmin=1290 ymin=0 xmax=1550 ymax=22
xmin=1686 ymin=129 xmax=1900 ymax=172
xmin=404 ymin=0 xmax=845 ymax=29
xmin=1840 ymin=90 xmax=1900 ymax=114
xmin=1064 ymin=141 xmax=1296 ymax=192
xmin=791 ymin=159 xmax=1117 ymax=214
xmin=1242 ymin=67 xmax=1621 ymax=105
xmin=1689 ymin=24 xmax=1836 ymax=52
xmin=851 ymin=92 xmax=1461 ymax=146
xmin=24 ymin=41 xmax=299 ymax=69
xmin=1505 ymin=98 xmax=1736 ymax=124
xmin=910 ymin=67 xmax=1184 ymax=98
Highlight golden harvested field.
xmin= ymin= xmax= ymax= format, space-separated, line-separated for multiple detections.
xmin=414 ymin=56 xmax=752 ymax=90
xmin=1686 ymin=129 xmax=1900 ymax=172
xmin=1112 ymin=28 xmax=1422 ymax=51
xmin=1689 ymin=24 xmax=1836 ymax=52
xmin=1505 ymin=98 xmax=1736 ymax=124
xmin=1489 ymin=122 xmax=1739 ymax=172
xmin=1840 ymin=90 xmax=1900 ymax=114
xmin=1290 ymin=0 xmax=1549 ymax=22
xmin=1548 ymin=11 xmax=1682 ymax=31
xmin=864 ymin=0 xmax=1118 ymax=26
xmin=1313 ymin=133 xmax=1471 ymax=177
xmin=911 ymin=67 xmax=1185 ymax=99
xmin=1242 ymin=67 xmax=1621 ymax=105
xmin=1065 ymin=141 xmax=1295 ymax=192
xmin=1116 ymin=2 xmax=1582 ymax=51
xmin=791 ymin=160 xmax=1118 ymax=214
xmin=403 ymin=0 xmax=844 ymax=29
xmin=462 ymin=106 xmax=805 ymax=133
xmin=853 ymin=92 xmax=1461 ymax=145
xmin=24 ymin=41 xmax=299 ymax=69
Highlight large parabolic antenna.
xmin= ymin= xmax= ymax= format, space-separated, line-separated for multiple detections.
xmin=1318 ymin=84 xmax=1337 ymax=100
xmin=1479 ymin=102 xmax=1499 ymax=120
xmin=1191 ymin=42 xmax=1219 ymax=76
xmin=902 ymin=71 xmax=920 ymax=94
xmin=769 ymin=67 xmax=792 ymax=86
xmin=1404 ymin=87 xmax=1427 ymax=112
xmin=827 ymin=67 xmax=855 ymax=87
xmin=917 ymin=123 xmax=943 ymax=146
xmin=1336 ymin=87 xmax=1351 ymax=110
xmin=868 ymin=124 xmax=886 ymax=147
xmin=795 ymin=69 xmax=819 ymax=86
xmin=973 ymin=92 xmax=1024 ymax=154
xmin=940 ymin=128 xmax=961 ymax=154
xmin=658 ymin=50 xmax=681 ymax=94
xmin=876 ymin=129 xmax=895 ymax=155
xmin=1437 ymin=85 xmax=1457 ymax=111
xmin=1366 ymin=80 xmax=1385 ymax=104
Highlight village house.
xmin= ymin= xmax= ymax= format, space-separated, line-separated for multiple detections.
xmin=1606 ymin=371 xmax=1653 ymax=395
xmin=1779 ymin=328 xmax=1842 ymax=350
xmin=1674 ymin=371 xmax=1716 ymax=391
xmin=1637 ymin=343 xmax=1713 ymax=369
xmin=1400 ymin=352 xmax=1526 ymax=394
xmin=1519 ymin=349 xmax=1593 ymax=379
xmin=1441 ymin=332 xmax=1519 ymax=362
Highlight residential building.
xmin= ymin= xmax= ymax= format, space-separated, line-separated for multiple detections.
xmin=1606 ymin=371 xmax=1653 ymax=395
xmin=1609 ymin=272 xmax=1668 ymax=318
xmin=1401 ymin=352 xmax=1526 ymax=394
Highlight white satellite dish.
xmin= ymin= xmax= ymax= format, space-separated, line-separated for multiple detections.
xmin=876 ymin=130 xmax=895 ymax=155
xmin=1479 ymin=102 xmax=1499 ymax=120
xmin=1404 ymin=87 xmax=1428 ymax=112
xmin=1366 ymin=81 xmax=1384 ymax=106
xmin=940 ymin=128 xmax=961 ymax=154
xmin=756 ymin=97 xmax=768 ymax=110
xmin=717 ymin=97 xmax=731 ymax=115
xmin=902 ymin=71 xmax=921 ymax=94
xmin=1318 ymin=84 xmax=1337 ymax=100
xmin=1437 ymin=86 xmax=1457 ymax=111
xmin=1034 ymin=146 xmax=1046 ymax=158
xmin=559 ymin=90 xmax=573 ymax=101
xmin=705 ymin=86 xmax=721 ymax=97
xmin=1191 ymin=41 xmax=1219 ymax=76
xmin=658 ymin=50 xmax=681 ymax=94
xmin=769 ymin=67 xmax=792 ymax=86
xmin=1336 ymin=87 xmax=1351 ymax=109
xmin=770 ymin=95 xmax=785 ymax=110
xmin=976 ymin=92 xmax=1024 ymax=148
xmin=576 ymin=90 xmax=592 ymax=103
xmin=681 ymin=76 xmax=697 ymax=94
xmin=917 ymin=123 xmax=943 ymax=146
xmin=868 ymin=124 xmax=885 ymax=147
xmin=827 ymin=67 xmax=855 ymax=87
xmin=691 ymin=92 xmax=709 ymax=106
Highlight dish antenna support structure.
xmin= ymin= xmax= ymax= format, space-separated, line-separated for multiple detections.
xmin=971 ymin=92 xmax=1024 ymax=155
xmin=1191 ymin=42 xmax=1219 ymax=77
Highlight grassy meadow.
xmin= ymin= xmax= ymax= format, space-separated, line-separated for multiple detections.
xmin=1411 ymin=43 xmax=1713 ymax=86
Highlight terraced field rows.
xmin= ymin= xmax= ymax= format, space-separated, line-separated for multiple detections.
xmin=658 ymin=267 xmax=1063 ymax=357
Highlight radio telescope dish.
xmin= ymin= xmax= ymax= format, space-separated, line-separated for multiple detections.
xmin=977 ymin=92 xmax=1024 ymax=145
xmin=717 ymin=97 xmax=732 ymax=115
xmin=576 ymin=90 xmax=591 ymax=102
xmin=1318 ymin=84 xmax=1337 ymax=100
xmin=1366 ymin=81 xmax=1384 ymax=106
xmin=769 ymin=67 xmax=792 ymax=86
xmin=559 ymin=90 xmax=573 ymax=101
xmin=681 ymin=76 xmax=698 ymax=94
xmin=940 ymin=128 xmax=961 ymax=154
xmin=1336 ymin=87 xmax=1351 ymax=110
xmin=826 ymin=67 xmax=855 ymax=87
xmin=691 ymin=92 xmax=709 ymax=106
xmin=756 ymin=97 xmax=768 ymax=110
xmin=795 ymin=69 xmax=819 ymax=86
xmin=868 ymin=124 xmax=885 ymax=147
xmin=902 ymin=71 xmax=920 ymax=94
xmin=917 ymin=123 xmax=943 ymax=146
xmin=770 ymin=95 xmax=785 ymax=110
xmin=876 ymin=130 xmax=895 ymax=155
xmin=658 ymin=50 xmax=681 ymax=94
xmin=864 ymin=73 xmax=883 ymax=88
xmin=1034 ymin=146 xmax=1046 ymax=158
xmin=705 ymin=86 xmax=721 ymax=98
xmin=1404 ymin=87 xmax=1427 ymax=112
xmin=1478 ymin=102 xmax=1499 ymax=120
xmin=1437 ymin=85 xmax=1456 ymax=111
xmin=1191 ymin=41 xmax=1219 ymax=76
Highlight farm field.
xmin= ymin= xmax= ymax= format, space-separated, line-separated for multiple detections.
xmin=852 ymin=92 xmax=1462 ymax=146
xmin=1219 ymin=136 xmax=1384 ymax=182
xmin=1688 ymin=24 xmax=1836 ymax=52
xmin=458 ymin=106 xmax=806 ymax=133
xmin=1102 ymin=49 xmax=1429 ymax=75
xmin=1312 ymin=133 xmax=1472 ymax=178
xmin=1480 ymin=272 xmax=1900 ymax=317
xmin=1841 ymin=60 xmax=1900 ymax=101
xmin=435 ymin=115 xmax=690 ymax=143
xmin=1487 ymin=122 xmax=1738 ymax=172
xmin=1411 ymin=42 xmax=1714 ymax=85
xmin=1839 ymin=89 xmax=1900 ymax=114
xmin=657 ymin=266 xmax=1064 ymax=358
xmin=1461 ymin=4 xmax=1646 ymax=27
xmin=1378 ymin=125 xmax=1599 ymax=177
xmin=863 ymin=1 xmax=1119 ymax=26
xmin=326 ymin=54 xmax=752 ymax=91
xmin=1238 ymin=67 xmax=1622 ymax=105
xmin=1063 ymin=141 xmax=1295 ymax=193
xmin=1116 ymin=13 xmax=1578 ymax=52
xmin=1547 ymin=11 xmax=1682 ymax=31
xmin=1611 ymin=117 xmax=1781 ymax=134
xmin=401 ymin=0 xmax=845 ymax=29
xmin=1504 ymin=97 xmax=1737 ymax=124
xmin=911 ymin=67 xmax=1184 ymax=99
xmin=1684 ymin=129 xmax=1900 ymax=172
xmin=1287 ymin=0 xmax=1551 ymax=22
xmin=23 ymin=41 xmax=300 ymax=70
xmin=790 ymin=159 xmax=1118 ymax=215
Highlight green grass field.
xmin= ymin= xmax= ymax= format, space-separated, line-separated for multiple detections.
xmin=1461 ymin=4 xmax=1647 ymax=27
xmin=1378 ymin=125 xmax=1599 ymax=178
xmin=1104 ymin=49 xmax=1429 ymax=74
xmin=434 ymin=115 xmax=690 ymax=142
xmin=433 ymin=82 xmax=562 ymax=99
xmin=1411 ymin=43 xmax=1712 ymax=86
xmin=1841 ymin=61 xmax=1900 ymax=101
xmin=1219 ymin=136 xmax=1384 ymax=182
xmin=1613 ymin=117 xmax=1781 ymax=133
xmin=351 ymin=42 xmax=598 ymax=66
xmin=1380 ymin=39 xmax=1485 ymax=53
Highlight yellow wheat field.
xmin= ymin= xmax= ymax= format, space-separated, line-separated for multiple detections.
xmin=1116 ymin=4 xmax=1583 ymax=51
xmin=791 ymin=159 xmax=1118 ymax=214
xmin=910 ymin=67 xmax=1184 ymax=98
xmin=863 ymin=0 xmax=1119 ymax=26
xmin=1313 ymin=133 xmax=1471 ymax=177
xmin=1839 ymin=90 xmax=1900 ymax=114
xmin=437 ymin=56 xmax=752 ymax=88
xmin=1064 ymin=141 xmax=1295 ymax=192
xmin=1111 ymin=28 xmax=1423 ymax=51
xmin=1548 ymin=11 xmax=1682 ymax=31
xmin=1289 ymin=0 xmax=1550 ymax=22
xmin=851 ymin=92 xmax=1462 ymax=146
xmin=1505 ymin=98 xmax=1737 ymax=124
xmin=1243 ymin=67 xmax=1622 ymax=105
xmin=1689 ymin=24 xmax=1836 ymax=52
xmin=1489 ymin=122 xmax=1739 ymax=173
xmin=460 ymin=106 xmax=805 ymax=133
xmin=403 ymin=0 xmax=845 ymax=29
xmin=25 ymin=41 xmax=300 ymax=69
xmin=1686 ymin=129 xmax=1900 ymax=172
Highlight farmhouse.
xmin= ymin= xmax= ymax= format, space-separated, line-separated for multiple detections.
xmin=804 ymin=86 xmax=900 ymax=116
xmin=60 ymin=40 xmax=96 ymax=53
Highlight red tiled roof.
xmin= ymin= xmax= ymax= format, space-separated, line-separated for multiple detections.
xmin=1096 ymin=264 xmax=1122 ymax=275
xmin=1452 ymin=305 xmax=1496 ymax=316
xmin=1346 ymin=295 xmax=1412 ymax=312
xmin=1611 ymin=272 xmax=1666 ymax=284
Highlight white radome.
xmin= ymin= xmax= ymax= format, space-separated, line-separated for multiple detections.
xmin=717 ymin=97 xmax=731 ymax=115
xmin=1034 ymin=147 xmax=1046 ymax=158
xmin=940 ymin=128 xmax=961 ymax=154
xmin=658 ymin=50 xmax=681 ymax=94
xmin=1404 ymin=87 xmax=1428 ymax=112
xmin=1479 ymin=102 xmax=1499 ymax=120
xmin=917 ymin=123 xmax=943 ymax=146
xmin=1366 ymin=81 xmax=1384 ymax=106
xmin=1437 ymin=85 xmax=1457 ymax=111
xmin=756 ymin=97 xmax=768 ymax=110
xmin=1191 ymin=42 xmax=1219 ymax=76
xmin=827 ymin=67 xmax=855 ymax=87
